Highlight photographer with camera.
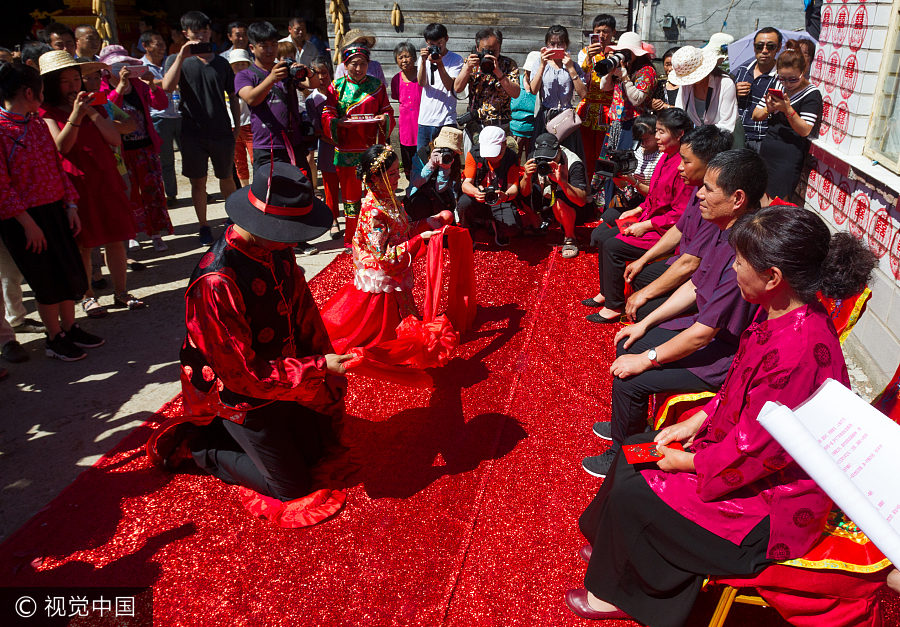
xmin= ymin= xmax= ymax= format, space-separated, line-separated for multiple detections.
xmin=458 ymin=126 xmax=521 ymax=246
xmin=163 ymin=11 xmax=241 ymax=245
xmin=236 ymin=22 xmax=316 ymax=178
xmin=601 ymin=114 xmax=661 ymax=212
xmin=454 ymin=28 xmax=520 ymax=148
xmin=406 ymin=126 xmax=463 ymax=221
xmin=519 ymin=133 xmax=588 ymax=258
xmin=416 ymin=24 xmax=464 ymax=156
xmin=576 ymin=14 xmax=617 ymax=181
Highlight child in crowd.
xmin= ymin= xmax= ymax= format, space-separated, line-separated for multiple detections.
xmin=99 ymin=46 xmax=174 ymax=252
xmin=306 ymin=56 xmax=341 ymax=239
xmin=276 ymin=40 xmax=319 ymax=200
xmin=390 ymin=42 xmax=421 ymax=178
xmin=40 ymin=51 xmax=145 ymax=315
xmin=227 ymin=48 xmax=254 ymax=187
xmin=0 ymin=62 xmax=104 ymax=362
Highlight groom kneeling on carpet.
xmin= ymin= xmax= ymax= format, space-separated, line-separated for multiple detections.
xmin=147 ymin=162 xmax=353 ymax=527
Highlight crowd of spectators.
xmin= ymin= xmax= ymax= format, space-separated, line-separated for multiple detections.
xmin=3 ymin=9 xmax=896 ymax=624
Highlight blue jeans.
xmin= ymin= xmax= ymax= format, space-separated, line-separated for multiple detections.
xmin=152 ymin=117 xmax=181 ymax=199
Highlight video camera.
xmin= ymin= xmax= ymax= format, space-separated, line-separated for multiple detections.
xmin=594 ymin=150 xmax=639 ymax=178
xmin=594 ymin=49 xmax=632 ymax=77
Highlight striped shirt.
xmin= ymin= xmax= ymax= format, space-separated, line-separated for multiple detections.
xmin=754 ymin=82 xmax=823 ymax=137
xmin=731 ymin=60 xmax=778 ymax=142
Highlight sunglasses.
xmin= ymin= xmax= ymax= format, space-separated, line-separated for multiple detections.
xmin=754 ymin=42 xmax=778 ymax=51
xmin=776 ymin=75 xmax=802 ymax=84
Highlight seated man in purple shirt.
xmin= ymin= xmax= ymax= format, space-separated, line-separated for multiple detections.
xmin=584 ymin=149 xmax=768 ymax=478
xmin=621 ymin=126 xmax=734 ymax=323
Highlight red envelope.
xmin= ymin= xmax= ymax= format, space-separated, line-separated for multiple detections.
xmin=615 ymin=215 xmax=638 ymax=231
xmin=622 ymin=441 xmax=684 ymax=464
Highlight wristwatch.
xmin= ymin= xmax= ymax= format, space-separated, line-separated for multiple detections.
xmin=647 ymin=348 xmax=661 ymax=368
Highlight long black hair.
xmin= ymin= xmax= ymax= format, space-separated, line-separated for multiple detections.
xmin=730 ymin=205 xmax=877 ymax=302
xmin=41 ymin=67 xmax=81 ymax=108
xmin=356 ymin=144 xmax=398 ymax=183
xmin=0 ymin=62 xmax=42 ymax=103
xmin=656 ymin=107 xmax=693 ymax=139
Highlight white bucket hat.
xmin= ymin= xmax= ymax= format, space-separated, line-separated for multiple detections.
xmin=607 ymin=32 xmax=650 ymax=58
xmin=667 ymin=46 xmax=718 ymax=86
xmin=703 ymin=33 xmax=734 ymax=60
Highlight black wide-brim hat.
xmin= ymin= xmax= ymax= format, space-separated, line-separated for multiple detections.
xmin=225 ymin=162 xmax=333 ymax=243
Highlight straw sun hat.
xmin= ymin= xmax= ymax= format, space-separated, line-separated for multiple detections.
xmin=38 ymin=50 xmax=105 ymax=76
xmin=341 ymin=28 xmax=376 ymax=49
xmin=667 ymin=46 xmax=718 ymax=86
xmin=433 ymin=126 xmax=463 ymax=154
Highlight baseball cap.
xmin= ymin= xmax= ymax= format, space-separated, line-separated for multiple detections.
xmin=532 ymin=133 xmax=560 ymax=160
xmin=479 ymin=126 xmax=506 ymax=158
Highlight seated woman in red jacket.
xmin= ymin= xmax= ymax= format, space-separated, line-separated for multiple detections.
xmin=583 ymin=107 xmax=695 ymax=323
xmin=566 ymin=204 xmax=877 ymax=626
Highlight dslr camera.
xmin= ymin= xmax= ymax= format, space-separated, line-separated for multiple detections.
xmin=279 ymin=58 xmax=309 ymax=84
xmin=594 ymin=49 xmax=632 ymax=77
xmin=482 ymin=186 xmax=500 ymax=205
xmin=474 ymin=48 xmax=496 ymax=75
xmin=594 ymin=150 xmax=639 ymax=178
xmin=436 ymin=147 xmax=456 ymax=165
xmin=534 ymin=156 xmax=554 ymax=177
xmin=428 ymin=44 xmax=442 ymax=61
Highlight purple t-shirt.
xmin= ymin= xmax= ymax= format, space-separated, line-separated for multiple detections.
xmin=235 ymin=65 xmax=305 ymax=150
xmin=660 ymin=226 xmax=759 ymax=386
xmin=667 ymin=193 xmax=720 ymax=265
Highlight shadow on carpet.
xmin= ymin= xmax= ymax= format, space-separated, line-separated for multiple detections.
xmin=0 ymin=237 xmax=893 ymax=626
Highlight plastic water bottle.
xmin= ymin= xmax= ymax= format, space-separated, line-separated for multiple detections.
xmin=171 ymin=90 xmax=181 ymax=112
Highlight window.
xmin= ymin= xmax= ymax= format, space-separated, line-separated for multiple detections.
xmin=864 ymin=0 xmax=900 ymax=173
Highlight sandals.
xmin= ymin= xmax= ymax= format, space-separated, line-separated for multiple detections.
xmin=113 ymin=293 xmax=146 ymax=310
xmin=81 ymin=297 xmax=108 ymax=318
xmin=561 ymin=238 xmax=579 ymax=259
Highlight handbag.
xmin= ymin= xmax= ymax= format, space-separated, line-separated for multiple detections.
xmin=546 ymin=107 xmax=582 ymax=142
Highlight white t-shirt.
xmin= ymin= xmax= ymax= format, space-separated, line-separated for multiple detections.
xmin=416 ymin=50 xmax=464 ymax=126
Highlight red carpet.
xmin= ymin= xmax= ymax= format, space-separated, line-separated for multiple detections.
xmin=0 ymin=237 xmax=896 ymax=626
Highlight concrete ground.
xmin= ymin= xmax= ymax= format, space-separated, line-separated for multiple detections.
xmin=0 ymin=159 xmax=345 ymax=542
xmin=0 ymin=151 xmax=877 ymax=544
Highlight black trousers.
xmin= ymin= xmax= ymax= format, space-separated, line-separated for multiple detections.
xmin=579 ymin=431 xmax=772 ymax=627
xmin=191 ymin=401 xmax=336 ymax=501
xmin=456 ymin=195 xmax=518 ymax=229
xmin=610 ymin=326 xmax=715 ymax=446
xmin=630 ymin=259 xmax=673 ymax=322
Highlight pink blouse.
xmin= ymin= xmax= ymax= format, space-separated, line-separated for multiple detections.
xmin=616 ymin=149 xmax=695 ymax=251
xmin=390 ymin=72 xmax=422 ymax=147
xmin=642 ymin=303 xmax=850 ymax=560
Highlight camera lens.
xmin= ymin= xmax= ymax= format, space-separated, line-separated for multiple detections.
xmin=440 ymin=149 xmax=454 ymax=164
xmin=536 ymin=162 xmax=551 ymax=176
xmin=483 ymin=189 xmax=499 ymax=204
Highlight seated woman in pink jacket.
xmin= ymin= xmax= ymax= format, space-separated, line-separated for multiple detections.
xmin=585 ymin=107 xmax=695 ymax=323
xmin=565 ymin=204 xmax=877 ymax=626
xmin=99 ymin=45 xmax=173 ymax=252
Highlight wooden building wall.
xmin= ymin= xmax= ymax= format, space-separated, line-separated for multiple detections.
xmin=327 ymin=0 xmax=627 ymax=74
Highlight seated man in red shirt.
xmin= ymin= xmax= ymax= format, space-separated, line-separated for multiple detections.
xmin=148 ymin=163 xmax=352 ymax=516
xmin=458 ymin=125 xmax=521 ymax=246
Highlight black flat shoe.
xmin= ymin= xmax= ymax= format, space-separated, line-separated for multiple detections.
xmin=586 ymin=312 xmax=621 ymax=324
xmin=564 ymin=589 xmax=630 ymax=620
xmin=581 ymin=298 xmax=603 ymax=308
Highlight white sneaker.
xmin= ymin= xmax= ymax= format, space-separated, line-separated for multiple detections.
xmin=152 ymin=236 xmax=168 ymax=252
xmin=128 ymin=239 xmax=141 ymax=251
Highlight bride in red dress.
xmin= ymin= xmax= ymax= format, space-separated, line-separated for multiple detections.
xmin=321 ymin=144 xmax=453 ymax=353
